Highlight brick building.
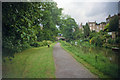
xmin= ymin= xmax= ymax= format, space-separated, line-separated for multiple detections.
xmin=88 ymin=21 xmax=106 ymax=32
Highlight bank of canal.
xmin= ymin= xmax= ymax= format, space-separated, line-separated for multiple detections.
xmin=60 ymin=41 xmax=120 ymax=78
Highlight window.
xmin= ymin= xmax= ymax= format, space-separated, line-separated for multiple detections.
xmin=97 ymin=26 xmax=99 ymax=29
xmin=97 ymin=30 xmax=99 ymax=32
xmin=100 ymin=28 xmax=102 ymax=30
xmin=90 ymin=24 xmax=92 ymax=26
xmin=90 ymin=27 xmax=91 ymax=29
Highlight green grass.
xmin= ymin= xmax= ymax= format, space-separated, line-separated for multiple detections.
xmin=2 ymin=43 xmax=56 ymax=78
xmin=60 ymin=41 xmax=119 ymax=78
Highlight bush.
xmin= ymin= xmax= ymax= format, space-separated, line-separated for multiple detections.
xmin=90 ymin=36 xmax=104 ymax=46
xmin=102 ymin=43 xmax=112 ymax=48
xmin=107 ymin=38 xmax=115 ymax=44
xmin=2 ymin=37 xmax=31 ymax=57
xmin=114 ymin=37 xmax=120 ymax=44
xmin=30 ymin=40 xmax=52 ymax=47
xmin=30 ymin=42 xmax=40 ymax=47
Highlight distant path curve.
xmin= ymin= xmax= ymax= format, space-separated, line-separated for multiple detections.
xmin=53 ymin=42 xmax=97 ymax=78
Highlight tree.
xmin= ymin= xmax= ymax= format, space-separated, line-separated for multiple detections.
xmin=109 ymin=15 xmax=119 ymax=32
xmin=58 ymin=15 xmax=78 ymax=41
xmin=104 ymin=23 xmax=109 ymax=32
xmin=2 ymin=2 xmax=62 ymax=56
xmin=83 ymin=23 xmax=90 ymax=38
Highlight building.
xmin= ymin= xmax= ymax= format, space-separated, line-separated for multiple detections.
xmin=88 ymin=21 xmax=106 ymax=32
xmin=88 ymin=21 xmax=96 ymax=31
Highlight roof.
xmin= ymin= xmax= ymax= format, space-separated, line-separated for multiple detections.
xmin=88 ymin=21 xmax=96 ymax=23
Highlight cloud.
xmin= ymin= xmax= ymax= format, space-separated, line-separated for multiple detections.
xmin=54 ymin=0 xmax=119 ymax=25
xmin=85 ymin=2 xmax=118 ymax=17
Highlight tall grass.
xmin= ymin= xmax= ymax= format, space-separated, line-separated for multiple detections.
xmin=60 ymin=41 xmax=120 ymax=78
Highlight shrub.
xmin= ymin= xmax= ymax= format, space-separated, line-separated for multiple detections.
xmin=2 ymin=37 xmax=31 ymax=57
xmin=46 ymin=40 xmax=52 ymax=44
xmin=30 ymin=40 xmax=53 ymax=47
xmin=107 ymin=38 xmax=115 ymax=44
xmin=114 ymin=37 xmax=120 ymax=44
xmin=90 ymin=36 xmax=104 ymax=47
xmin=30 ymin=42 xmax=41 ymax=47
xmin=102 ymin=43 xmax=112 ymax=48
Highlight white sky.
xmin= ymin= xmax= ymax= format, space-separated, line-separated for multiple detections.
xmin=1 ymin=0 xmax=119 ymax=25
xmin=54 ymin=0 xmax=119 ymax=25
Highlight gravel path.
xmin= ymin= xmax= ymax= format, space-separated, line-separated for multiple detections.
xmin=53 ymin=42 xmax=97 ymax=78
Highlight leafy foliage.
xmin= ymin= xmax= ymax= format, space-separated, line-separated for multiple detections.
xmin=58 ymin=15 xmax=79 ymax=41
xmin=30 ymin=40 xmax=52 ymax=47
xmin=2 ymin=2 xmax=62 ymax=56
xmin=109 ymin=15 xmax=119 ymax=32
xmin=104 ymin=23 xmax=109 ymax=31
xmin=83 ymin=23 xmax=90 ymax=38
xmin=89 ymin=31 xmax=106 ymax=46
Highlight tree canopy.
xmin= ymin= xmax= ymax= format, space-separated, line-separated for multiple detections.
xmin=83 ymin=23 xmax=90 ymax=38
xmin=2 ymin=2 xmax=83 ymax=56
xmin=2 ymin=2 xmax=62 ymax=55
xmin=58 ymin=15 xmax=79 ymax=41
xmin=109 ymin=15 xmax=119 ymax=32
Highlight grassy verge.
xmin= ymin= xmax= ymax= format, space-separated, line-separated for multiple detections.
xmin=60 ymin=41 xmax=119 ymax=78
xmin=2 ymin=43 xmax=56 ymax=78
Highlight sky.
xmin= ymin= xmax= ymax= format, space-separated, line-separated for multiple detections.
xmin=54 ymin=0 xmax=119 ymax=25
xmin=0 ymin=0 xmax=119 ymax=25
